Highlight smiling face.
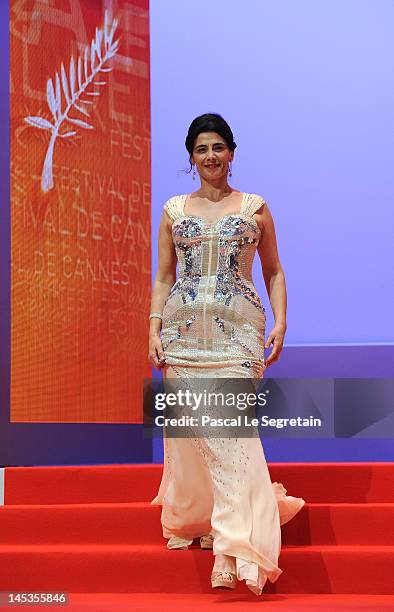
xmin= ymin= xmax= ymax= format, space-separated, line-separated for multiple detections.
xmin=191 ymin=132 xmax=234 ymax=182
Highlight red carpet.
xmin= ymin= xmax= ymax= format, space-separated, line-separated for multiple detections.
xmin=0 ymin=462 xmax=393 ymax=608
xmin=4 ymin=594 xmax=394 ymax=611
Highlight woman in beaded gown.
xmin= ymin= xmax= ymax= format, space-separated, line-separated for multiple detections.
xmin=149 ymin=114 xmax=305 ymax=595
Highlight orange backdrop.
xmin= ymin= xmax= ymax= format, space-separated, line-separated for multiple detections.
xmin=10 ymin=0 xmax=151 ymax=423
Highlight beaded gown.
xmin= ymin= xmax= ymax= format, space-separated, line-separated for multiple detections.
xmin=151 ymin=193 xmax=305 ymax=595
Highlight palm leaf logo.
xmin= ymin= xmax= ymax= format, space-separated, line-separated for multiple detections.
xmin=24 ymin=10 xmax=120 ymax=193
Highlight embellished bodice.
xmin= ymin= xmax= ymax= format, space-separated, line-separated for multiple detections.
xmin=161 ymin=193 xmax=267 ymax=377
xmin=163 ymin=193 xmax=265 ymax=309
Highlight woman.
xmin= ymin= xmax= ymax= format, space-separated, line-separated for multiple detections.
xmin=149 ymin=113 xmax=305 ymax=595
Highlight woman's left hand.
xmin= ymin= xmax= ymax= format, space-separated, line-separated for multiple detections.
xmin=264 ymin=324 xmax=286 ymax=367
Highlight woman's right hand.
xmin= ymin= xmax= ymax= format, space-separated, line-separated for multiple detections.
xmin=148 ymin=332 xmax=166 ymax=370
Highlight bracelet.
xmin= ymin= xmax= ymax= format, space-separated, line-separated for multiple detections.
xmin=149 ymin=312 xmax=163 ymax=320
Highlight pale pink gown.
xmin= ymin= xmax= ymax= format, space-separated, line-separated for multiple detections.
xmin=151 ymin=193 xmax=305 ymax=595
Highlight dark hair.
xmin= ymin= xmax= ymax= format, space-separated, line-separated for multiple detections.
xmin=184 ymin=113 xmax=237 ymax=174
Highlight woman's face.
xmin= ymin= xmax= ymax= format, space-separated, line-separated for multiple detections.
xmin=191 ymin=132 xmax=233 ymax=182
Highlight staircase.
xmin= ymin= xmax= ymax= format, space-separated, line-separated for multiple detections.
xmin=0 ymin=463 xmax=393 ymax=594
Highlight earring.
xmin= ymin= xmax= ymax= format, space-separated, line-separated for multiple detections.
xmin=192 ymin=164 xmax=196 ymax=180
xmin=228 ymin=161 xmax=232 ymax=177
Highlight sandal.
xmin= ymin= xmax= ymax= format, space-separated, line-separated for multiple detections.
xmin=167 ymin=534 xmax=214 ymax=550
xmin=167 ymin=535 xmax=193 ymax=550
xmin=200 ymin=534 xmax=214 ymax=549
xmin=211 ymin=570 xmax=236 ymax=590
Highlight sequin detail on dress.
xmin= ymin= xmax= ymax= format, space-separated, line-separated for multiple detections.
xmin=160 ymin=193 xmax=266 ymax=378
